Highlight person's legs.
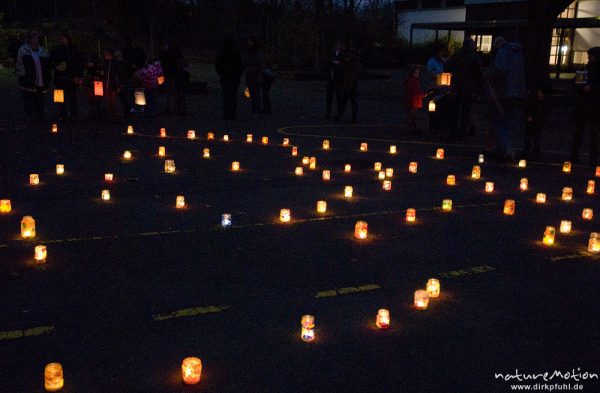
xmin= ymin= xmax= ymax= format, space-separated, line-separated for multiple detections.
xmin=248 ymin=83 xmax=262 ymax=116
xmin=325 ymin=80 xmax=334 ymax=117
xmin=67 ymin=86 xmax=78 ymax=119
xmin=165 ymin=79 xmax=174 ymax=114
xmin=35 ymin=88 xmax=46 ymax=120
xmin=495 ymin=105 xmax=514 ymax=159
xmin=334 ymin=83 xmax=344 ymax=117
xmin=22 ymin=89 xmax=35 ymax=119
xmin=457 ymin=98 xmax=472 ymax=141
xmin=349 ymin=85 xmax=358 ymax=122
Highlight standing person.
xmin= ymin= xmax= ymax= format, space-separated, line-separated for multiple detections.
xmin=16 ymin=31 xmax=52 ymax=121
xmin=335 ymin=47 xmax=361 ymax=122
xmin=523 ymin=79 xmax=551 ymax=160
xmin=158 ymin=41 xmax=186 ymax=114
xmin=101 ymin=49 xmax=121 ymax=122
xmin=262 ymin=56 xmax=274 ymax=115
xmin=325 ymin=42 xmax=345 ymax=119
xmin=571 ymin=47 xmax=600 ymax=166
xmin=50 ymin=32 xmax=84 ymax=121
xmin=486 ymin=36 xmax=526 ymax=163
xmin=405 ymin=66 xmax=426 ymax=134
xmin=446 ymin=37 xmax=484 ymax=142
xmin=84 ymin=53 xmax=103 ymax=120
xmin=215 ymin=33 xmax=244 ymax=120
xmin=121 ymin=38 xmax=146 ymax=118
xmin=244 ymin=36 xmax=266 ymax=118
xmin=134 ymin=60 xmax=163 ymax=117
xmin=426 ymin=44 xmax=448 ymax=133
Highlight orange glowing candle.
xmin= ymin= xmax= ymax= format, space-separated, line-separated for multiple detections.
xmin=406 ymin=208 xmax=416 ymax=222
xmin=426 ymin=278 xmax=440 ymax=298
xmin=375 ymin=309 xmax=390 ymax=329
xmin=409 ymin=162 xmax=418 ymax=173
xmin=414 ymin=289 xmax=429 ymax=310
xmin=44 ymin=362 xmax=63 ymax=391
xmin=503 ymin=199 xmax=515 ymax=215
xmin=181 ymin=357 xmax=202 ymax=385
xmin=543 ymin=226 xmax=555 ymax=246
xmin=354 ymin=221 xmax=368 ymax=239
xmin=0 ymin=199 xmax=11 ymax=213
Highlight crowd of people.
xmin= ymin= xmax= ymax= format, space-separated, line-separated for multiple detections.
xmin=9 ymin=30 xmax=600 ymax=166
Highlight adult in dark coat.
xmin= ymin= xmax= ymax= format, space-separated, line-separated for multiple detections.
xmin=243 ymin=36 xmax=266 ymax=118
xmin=159 ymin=42 xmax=187 ymax=114
xmin=215 ymin=34 xmax=244 ymax=120
xmin=121 ymin=38 xmax=146 ymax=117
xmin=325 ymin=42 xmax=345 ymax=119
xmin=16 ymin=31 xmax=52 ymax=120
xmin=50 ymin=32 xmax=84 ymax=120
xmin=335 ymin=47 xmax=361 ymax=122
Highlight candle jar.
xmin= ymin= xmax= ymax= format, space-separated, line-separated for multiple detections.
xmin=44 ymin=363 xmax=64 ymax=392
xmin=503 ymin=199 xmax=515 ymax=215
xmin=536 ymin=193 xmax=546 ymax=203
xmin=207 ymin=132 xmax=215 ymax=140
xmin=378 ymin=171 xmax=386 ymax=180
xmin=414 ymin=289 xmax=429 ymax=310
xmin=354 ymin=221 xmax=368 ymax=239
xmin=543 ymin=226 xmax=556 ymax=246
xmin=309 ymin=157 xmax=317 ymax=170
xmin=231 ymin=161 xmax=240 ymax=171
xmin=389 ymin=145 xmax=397 ymax=154
xmin=280 ymin=209 xmax=291 ymax=222
xmin=203 ymin=148 xmax=210 ymax=158
xmin=160 ymin=128 xmax=167 ymax=137
xmin=588 ymin=232 xmax=600 ymax=253
xmin=385 ymin=168 xmax=394 ymax=178
xmin=56 ymin=164 xmax=64 ymax=175
xmin=478 ymin=154 xmax=484 ymax=164
xmin=181 ymin=357 xmax=202 ymax=385
xmin=51 ymin=123 xmax=58 ymax=133
xmin=283 ymin=138 xmax=289 ymax=146
xmin=295 ymin=166 xmax=304 ymax=176
xmin=596 ymin=166 xmax=600 ymax=177
xmin=34 ymin=245 xmax=47 ymax=264
xmin=104 ymin=173 xmax=113 ymax=182
xmin=344 ymin=164 xmax=351 ymax=173
xmin=409 ymin=162 xmax=418 ymax=173
xmin=587 ymin=180 xmax=595 ymax=194
xmin=221 ymin=214 xmax=232 ymax=228
xmin=302 ymin=156 xmax=310 ymax=165
xmin=518 ymin=159 xmax=526 ymax=168
xmin=406 ymin=208 xmax=416 ymax=222
xmin=164 ymin=160 xmax=176 ymax=173
xmin=559 ymin=220 xmax=572 ymax=234
xmin=158 ymin=146 xmax=166 ymax=156
xmin=485 ymin=182 xmax=494 ymax=192
xmin=30 ymin=174 xmax=40 ymax=185
xmin=301 ymin=315 xmax=315 ymax=342
xmin=563 ymin=161 xmax=572 ymax=173
xmin=262 ymin=136 xmax=269 ymax=145
xmin=176 ymin=196 xmax=186 ymax=209
xmin=436 ymin=148 xmax=444 ymax=159
xmin=360 ymin=142 xmax=368 ymax=152
xmin=442 ymin=199 xmax=452 ymax=211
xmin=127 ymin=125 xmax=134 ymax=134
xmin=0 ymin=199 xmax=11 ymax=213
xmin=317 ymin=200 xmax=327 ymax=213
xmin=21 ymin=215 xmax=36 ymax=238
xmin=101 ymin=190 xmax=110 ymax=201
xmin=562 ymin=187 xmax=573 ymax=201
xmin=426 ymin=278 xmax=440 ymax=298
xmin=471 ymin=165 xmax=481 ymax=179
xmin=322 ymin=139 xmax=330 ymax=150
xmin=374 ymin=162 xmax=382 ymax=171
xmin=428 ymin=100 xmax=436 ymax=112
xmin=582 ymin=208 xmax=593 ymax=220
xmin=291 ymin=146 xmax=298 ymax=156
xmin=223 ymin=134 xmax=229 ymax=142
xmin=123 ymin=150 xmax=132 ymax=159
xmin=520 ymin=178 xmax=528 ymax=191
xmin=375 ymin=309 xmax=390 ymax=329
xmin=187 ymin=130 xmax=196 ymax=139
xmin=246 ymin=134 xmax=253 ymax=142
xmin=344 ymin=186 xmax=353 ymax=198
xmin=446 ymin=175 xmax=455 ymax=186
xmin=322 ymin=170 xmax=331 ymax=181
xmin=382 ymin=180 xmax=392 ymax=191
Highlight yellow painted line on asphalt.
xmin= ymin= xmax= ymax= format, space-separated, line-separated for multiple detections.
xmin=439 ymin=265 xmax=495 ymax=279
xmin=153 ymin=305 xmax=230 ymax=322
xmin=314 ymin=284 xmax=381 ymax=298
xmin=0 ymin=325 xmax=54 ymax=341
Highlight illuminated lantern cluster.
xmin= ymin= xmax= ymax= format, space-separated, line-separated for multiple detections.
xmin=34 ymin=245 xmax=47 ymax=264
xmin=354 ymin=221 xmax=368 ymax=239
xmin=21 ymin=215 xmax=36 ymax=238
xmin=0 ymin=199 xmax=12 ymax=213
xmin=165 ymin=160 xmax=176 ymax=173
xmin=44 ymin=363 xmax=64 ymax=391
xmin=375 ymin=309 xmax=390 ymax=329
xmin=301 ymin=315 xmax=315 ymax=342
xmin=181 ymin=357 xmax=202 ymax=385
xmin=543 ymin=226 xmax=555 ymax=246
xmin=280 ymin=209 xmax=291 ymax=223
xmin=503 ymin=199 xmax=515 ymax=215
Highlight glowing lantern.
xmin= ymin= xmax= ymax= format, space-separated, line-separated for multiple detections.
xmin=344 ymin=164 xmax=351 ymax=173
xmin=382 ymin=180 xmax=392 ymax=191
xmin=587 ymin=180 xmax=595 ymax=194
xmin=21 ymin=215 xmax=35 ymax=238
xmin=295 ymin=167 xmax=304 ymax=176
xmin=104 ymin=173 xmax=113 ymax=182
xmin=588 ymin=233 xmax=600 ymax=253
xmin=309 ymin=157 xmax=316 ymax=170
xmin=34 ymin=245 xmax=47 ymax=264
xmin=30 ymin=174 xmax=40 ymax=185
xmin=160 ymin=128 xmax=167 ymax=137
xmin=428 ymin=100 xmax=436 ymax=112
xmin=436 ymin=148 xmax=444 ymax=159
xmin=187 ymin=130 xmax=196 ymax=139
xmin=157 ymin=75 xmax=165 ymax=85
xmin=223 ymin=134 xmax=229 ymax=142
xmin=503 ymin=199 xmax=515 ymax=215
xmin=437 ymin=72 xmax=452 ymax=86
xmin=409 ymin=162 xmax=418 ymax=173
xmin=176 ymin=196 xmax=186 ymax=209
xmin=374 ymin=162 xmax=382 ymax=171
xmin=164 ymin=160 xmax=175 ymax=173
xmin=302 ymin=156 xmax=310 ymax=165
xmin=134 ymin=88 xmax=146 ymax=105
xmin=127 ymin=125 xmax=134 ymax=134
xmin=51 ymin=124 xmax=58 ymax=133
xmin=354 ymin=221 xmax=368 ymax=239
xmin=0 ymin=200 xmax=11 ymax=213
xmin=559 ymin=220 xmax=572 ymax=234
xmin=360 ymin=143 xmax=368 ymax=152
xmin=471 ymin=165 xmax=481 ymax=179
xmin=246 ymin=134 xmax=253 ymax=143
xmin=378 ymin=171 xmax=385 ymax=180
xmin=582 ymin=208 xmax=593 ymax=220
xmin=520 ymin=178 xmax=528 ymax=191
xmin=101 ymin=190 xmax=110 ymax=201
xmin=123 ymin=151 xmax=132 ymax=160
xmin=301 ymin=315 xmax=315 ymax=342
xmin=262 ymin=136 xmax=269 ymax=145
xmin=562 ymin=187 xmax=573 ymax=201
xmin=53 ymin=89 xmax=64 ymax=103
xmin=563 ymin=161 xmax=572 ymax=173
xmin=44 ymin=363 xmax=64 ymax=391
xmin=181 ymin=357 xmax=202 ymax=385
xmin=536 ymin=193 xmax=546 ymax=203
xmin=344 ymin=186 xmax=353 ymax=198
xmin=322 ymin=170 xmax=331 ymax=181
xmin=390 ymin=145 xmax=397 ymax=154
xmin=406 ymin=208 xmax=416 ymax=222
xmin=543 ymin=226 xmax=556 ymax=246
xmin=55 ymin=164 xmax=64 ymax=175
xmin=426 ymin=278 xmax=440 ymax=298
xmin=291 ymin=147 xmax=298 ymax=156
xmin=203 ymin=148 xmax=210 ymax=158
xmin=322 ymin=140 xmax=330 ymax=150
xmin=442 ymin=199 xmax=452 ymax=211
xmin=518 ymin=159 xmax=527 ymax=168
xmin=447 ymin=175 xmax=456 ymax=186
xmin=596 ymin=166 xmax=600 ymax=177
xmin=385 ymin=168 xmax=394 ymax=178
xmin=317 ymin=200 xmax=327 ymax=213
xmin=375 ymin=309 xmax=390 ymax=329
xmin=280 ymin=208 xmax=291 ymax=222
xmin=485 ymin=182 xmax=494 ymax=193
xmin=478 ymin=154 xmax=484 ymax=164
xmin=244 ymin=87 xmax=250 ymax=98
xmin=158 ymin=146 xmax=166 ymax=156
xmin=207 ymin=132 xmax=215 ymax=140
xmin=283 ymin=138 xmax=289 ymax=146
xmin=221 ymin=214 xmax=232 ymax=228
xmin=414 ymin=289 xmax=429 ymax=310
xmin=231 ymin=161 xmax=240 ymax=171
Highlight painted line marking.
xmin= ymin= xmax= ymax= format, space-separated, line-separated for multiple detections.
xmin=153 ymin=305 xmax=230 ymax=322
xmin=314 ymin=284 xmax=381 ymax=298
xmin=550 ymin=251 xmax=600 ymax=262
xmin=439 ymin=265 xmax=495 ymax=279
xmin=0 ymin=325 xmax=54 ymax=341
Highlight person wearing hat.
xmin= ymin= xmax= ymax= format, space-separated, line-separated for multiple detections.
xmin=571 ymin=47 xmax=600 ymax=166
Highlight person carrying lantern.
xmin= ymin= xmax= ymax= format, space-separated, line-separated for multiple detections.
xmin=50 ymin=31 xmax=84 ymax=121
xmin=405 ymin=66 xmax=426 ymax=134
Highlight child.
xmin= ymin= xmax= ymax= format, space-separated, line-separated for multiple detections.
xmin=134 ymin=60 xmax=163 ymax=117
xmin=405 ymin=66 xmax=426 ymax=134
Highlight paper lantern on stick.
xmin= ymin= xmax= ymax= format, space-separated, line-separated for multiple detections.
xmin=382 ymin=180 xmax=392 ymax=191
xmin=344 ymin=186 xmax=353 ymax=198
xmin=442 ymin=199 xmax=452 ymax=211
xmin=302 ymin=157 xmax=310 ymax=165
xmin=536 ymin=193 xmax=546 ymax=203
xmin=187 ymin=130 xmax=196 ymax=139
xmin=344 ymin=164 xmax=351 ymax=173
xmin=375 ymin=309 xmax=390 ymax=329
xmin=123 ymin=151 xmax=132 ymax=160
xmin=223 ymin=134 xmax=229 ymax=142
xmin=104 ymin=173 xmax=113 ymax=182
xmin=221 ymin=214 xmax=232 ymax=228
xmin=414 ymin=290 xmax=429 ymax=310
xmin=51 ymin=124 xmax=58 ymax=134
xmin=158 ymin=146 xmax=166 ymax=157
xmin=262 ymin=136 xmax=269 ymax=145
xmin=291 ymin=146 xmax=298 ymax=156
xmin=447 ymin=175 xmax=455 ymax=186
xmin=301 ymin=315 xmax=315 ymax=342
xmin=374 ymin=162 xmax=382 ymax=171
xmin=596 ymin=166 xmax=600 ymax=177
xmin=518 ymin=159 xmax=527 ymax=168
xmin=207 ymin=132 xmax=215 ymax=140
xmin=478 ymin=154 xmax=485 ymax=164
xmin=322 ymin=170 xmax=331 ymax=181
xmin=428 ymin=100 xmax=436 ymax=112
xmin=101 ymin=189 xmax=110 ymax=201
xmin=385 ymin=168 xmax=394 ymax=178
xmin=160 ymin=128 xmax=167 ymax=137
xmin=56 ymin=164 xmax=64 ymax=175
xmin=246 ymin=134 xmax=253 ymax=143
xmin=231 ymin=161 xmax=240 ymax=171
xmin=309 ymin=157 xmax=316 ymax=170
xmin=203 ymin=148 xmax=210 ymax=159
xmin=360 ymin=143 xmax=368 ymax=152
xmin=562 ymin=187 xmax=573 ymax=201
xmin=34 ymin=245 xmax=47 ymax=264
xmin=485 ymin=182 xmax=494 ymax=193
xmin=53 ymin=89 xmax=64 ymax=103
xmin=354 ymin=221 xmax=368 ymax=239
xmin=176 ymin=196 xmax=186 ymax=209
xmin=282 ymin=138 xmax=289 ymax=146
xmin=389 ymin=145 xmax=397 ymax=154
xmin=378 ymin=171 xmax=385 ymax=180
xmin=0 ymin=199 xmax=11 ymax=213
xmin=134 ymin=88 xmax=146 ymax=105
xmin=520 ymin=178 xmax=528 ymax=191
xmin=127 ymin=125 xmax=134 ymax=135
xmin=44 ymin=363 xmax=64 ymax=391
xmin=295 ymin=167 xmax=304 ymax=176
xmin=181 ymin=357 xmax=202 ymax=385
xmin=471 ymin=165 xmax=481 ymax=179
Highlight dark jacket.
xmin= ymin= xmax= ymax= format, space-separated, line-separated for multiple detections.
xmin=101 ymin=58 xmax=121 ymax=93
xmin=326 ymin=49 xmax=345 ymax=82
xmin=342 ymin=52 xmax=361 ymax=92
xmin=447 ymin=46 xmax=484 ymax=98
xmin=489 ymin=42 xmax=526 ymax=100
xmin=244 ymin=48 xmax=266 ymax=84
xmin=50 ymin=44 xmax=84 ymax=88
xmin=122 ymin=44 xmax=146 ymax=75
xmin=16 ymin=44 xmax=52 ymax=90
xmin=158 ymin=45 xmax=184 ymax=79
xmin=215 ymin=46 xmax=244 ymax=84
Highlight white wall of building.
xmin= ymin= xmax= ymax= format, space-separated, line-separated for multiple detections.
xmin=398 ymin=7 xmax=466 ymax=43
